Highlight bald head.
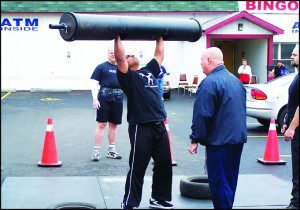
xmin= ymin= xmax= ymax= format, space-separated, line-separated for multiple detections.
xmin=204 ymin=47 xmax=224 ymax=61
xmin=107 ymin=47 xmax=116 ymax=65
xmin=201 ymin=47 xmax=224 ymax=75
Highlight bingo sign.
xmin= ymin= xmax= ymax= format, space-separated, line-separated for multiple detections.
xmin=1 ymin=17 xmax=38 ymax=31
xmin=239 ymin=1 xmax=299 ymax=14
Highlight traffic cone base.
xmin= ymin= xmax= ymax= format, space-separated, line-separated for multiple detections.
xmin=257 ymin=158 xmax=286 ymax=165
xmin=38 ymin=160 xmax=62 ymax=167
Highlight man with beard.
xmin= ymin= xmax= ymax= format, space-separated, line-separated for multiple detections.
xmin=281 ymin=44 xmax=299 ymax=209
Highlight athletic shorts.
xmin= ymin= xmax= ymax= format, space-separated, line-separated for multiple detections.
xmin=96 ymin=100 xmax=123 ymax=125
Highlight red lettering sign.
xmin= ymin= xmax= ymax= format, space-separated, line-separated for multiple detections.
xmin=245 ymin=1 xmax=299 ymax=11
xmin=288 ymin=1 xmax=299 ymax=10
xmin=276 ymin=1 xmax=286 ymax=10
xmin=263 ymin=1 xmax=274 ymax=10
xmin=246 ymin=1 xmax=256 ymax=10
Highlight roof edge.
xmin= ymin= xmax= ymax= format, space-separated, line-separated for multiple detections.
xmin=203 ymin=10 xmax=284 ymax=35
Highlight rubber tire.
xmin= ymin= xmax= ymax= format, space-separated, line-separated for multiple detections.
xmin=257 ymin=118 xmax=270 ymax=128
xmin=163 ymin=91 xmax=171 ymax=100
xmin=278 ymin=107 xmax=288 ymax=130
xmin=47 ymin=202 xmax=100 ymax=209
xmin=180 ymin=175 xmax=211 ymax=199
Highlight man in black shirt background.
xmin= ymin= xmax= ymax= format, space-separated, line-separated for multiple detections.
xmin=114 ymin=35 xmax=173 ymax=209
xmin=281 ymin=44 xmax=299 ymax=209
xmin=274 ymin=60 xmax=288 ymax=78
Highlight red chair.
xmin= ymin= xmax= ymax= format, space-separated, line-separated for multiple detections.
xmin=184 ymin=75 xmax=199 ymax=95
xmin=178 ymin=74 xmax=188 ymax=93
xmin=250 ymin=75 xmax=258 ymax=84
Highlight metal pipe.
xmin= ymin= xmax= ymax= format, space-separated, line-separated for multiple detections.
xmin=49 ymin=23 xmax=67 ymax=30
xmin=49 ymin=12 xmax=202 ymax=42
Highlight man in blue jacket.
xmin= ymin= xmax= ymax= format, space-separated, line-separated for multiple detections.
xmin=188 ymin=47 xmax=247 ymax=209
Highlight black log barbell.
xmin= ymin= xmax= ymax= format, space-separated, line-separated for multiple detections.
xmin=49 ymin=12 xmax=202 ymax=42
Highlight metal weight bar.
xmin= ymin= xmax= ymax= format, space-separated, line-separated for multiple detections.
xmin=49 ymin=12 xmax=202 ymax=42
xmin=49 ymin=23 xmax=67 ymax=30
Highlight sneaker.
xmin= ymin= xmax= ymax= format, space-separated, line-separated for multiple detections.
xmin=107 ymin=151 xmax=122 ymax=159
xmin=286 ymin=204 xmax=298 ymax=209
xmin=91 ymin=150 xmax=100 ymax=162
xmin=171 ymin=160 xmax=178 ymax=166
xmin=149 ymin=198 xmax=173 ymax=209
xmin=121 ymin=202 xmax=133 ymax=209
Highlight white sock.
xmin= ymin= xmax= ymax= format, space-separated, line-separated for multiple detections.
xmin=94 ymin=146 xmax=101 ymax=152
xmin=108 ymin=144 xmax=116 ymax=152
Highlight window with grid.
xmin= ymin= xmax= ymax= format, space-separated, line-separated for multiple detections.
xmin=281 ymin=44 xmax=295 ymax=73
xmin=272 ymin=44 xmax=279 ymax=66
xmin=273 ymin=43 xmax=297 ymax=73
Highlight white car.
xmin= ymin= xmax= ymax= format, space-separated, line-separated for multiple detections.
xmin=245 ymin=73 xmax=297 ymax=129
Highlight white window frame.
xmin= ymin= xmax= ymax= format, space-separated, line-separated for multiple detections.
xmin=273 ymin=43 xmax=297 ymax=72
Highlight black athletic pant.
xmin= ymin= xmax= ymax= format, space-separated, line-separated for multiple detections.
xmin=123 ymin=121 xmax=173 ymax=207
xmin=290 ymin=127 xmax=299 ymax=207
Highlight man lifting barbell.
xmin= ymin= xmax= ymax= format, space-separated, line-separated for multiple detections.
xmin=115 ymin=35 xmax=173 ymax=209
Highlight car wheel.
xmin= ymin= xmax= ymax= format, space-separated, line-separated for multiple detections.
xmin=179 ymin=175 xmax=211 ymax=199
xmin=163 ymin=91 xmax=171 ymax=100
xmin=257 ymin=118 xmax=270 ymax=128
xmin=278 ymin=107 xmax=288 ymax=130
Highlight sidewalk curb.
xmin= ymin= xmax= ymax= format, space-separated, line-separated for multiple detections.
xmin=30 ymin=88 xmax=72 ymax=93
xmin=1 ymin=88 xmax=17 ymax=93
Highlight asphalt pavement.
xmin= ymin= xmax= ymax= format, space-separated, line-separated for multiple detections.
xmin=1 ymin=90 xmax=292 ymax=186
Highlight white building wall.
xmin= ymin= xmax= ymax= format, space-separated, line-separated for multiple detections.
xmin=181 ymin=37 xmax=207 ymax=86
xmin=2 ymin=11 xmax=295 ymax=91
xmin=212 ymin=19 xmax=273 ymax=35
xmin=1 ymin=13 xmax=212 ymax=91
xmin=238 ymin=1 xmax=299 ymax=43
xmin=255 ymin=14 xmax=299 ymax=43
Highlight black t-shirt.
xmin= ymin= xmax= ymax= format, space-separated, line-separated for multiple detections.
xmin=117 ymin=58 xmax=167 ymax=124
xmin=287 ymin=74 xmax=299 ymax=119
xmin=274 ymin=66 xmax=281 ymax=78
xmin=274 ymin=65 xmax=287 ymax=78
xmin=91 ymin=61 xmax=123 ymax=102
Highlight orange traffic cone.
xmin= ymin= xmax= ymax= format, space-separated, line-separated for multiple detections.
xmin=164 ymin=119 xmax=178 ymax=166
xmin=257 ymin=118 xmax=286 ymax=165
xmin=38 ymin=118 xmax=62 ymax=167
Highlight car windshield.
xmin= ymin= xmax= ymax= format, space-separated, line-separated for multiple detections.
xmin=265 ymin=73 xmax=297 ymax=86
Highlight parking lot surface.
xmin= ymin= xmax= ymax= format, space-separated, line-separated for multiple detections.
xmin=1 ymin=90 xmax=293 ymax=208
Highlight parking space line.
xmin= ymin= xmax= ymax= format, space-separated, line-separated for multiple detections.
xmin=247 ymin=122 xmax=260 ymax=125
xmin=1 ymin=92 xmax=11 ymax=100
xmin=280 ymin=155 xmax=291 ymax=157
xmin=247 ymin=135 xmax=284 ymax=138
